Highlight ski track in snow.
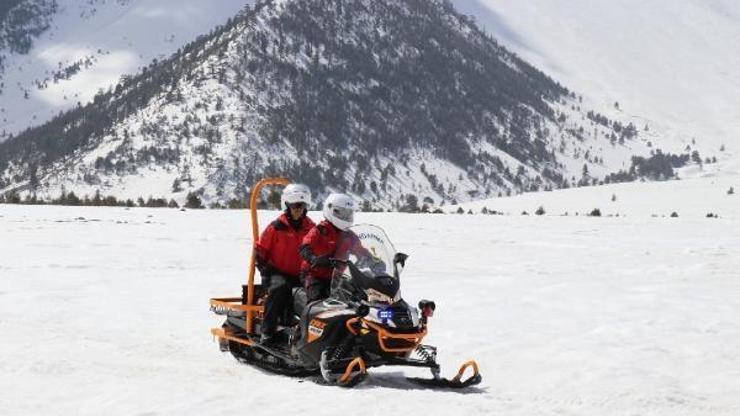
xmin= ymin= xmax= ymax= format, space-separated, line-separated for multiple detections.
xmin=1 ymin=202 xmax=740 ymax=415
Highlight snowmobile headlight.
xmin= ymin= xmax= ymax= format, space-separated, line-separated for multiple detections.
xmin=378 ymin=309 xmax=394 ymax=322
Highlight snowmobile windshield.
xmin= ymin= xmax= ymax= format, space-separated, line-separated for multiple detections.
xmin=332 ymin=224 xmax=402 ymax=304
xmin=348 ymin=224 xmax=398 ymax=278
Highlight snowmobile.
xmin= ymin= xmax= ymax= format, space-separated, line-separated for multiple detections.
xmin=209 ymin=178 xmax=482 ymax=388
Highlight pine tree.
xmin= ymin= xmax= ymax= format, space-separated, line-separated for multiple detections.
xmin=66 ymin=191 xmax=81 ymax=206
xmin=185 ymin=192 xmax=203 ymax=209
xmin=29 ymin=166 xmax=39 ymax=190
xmin=361 ymin=200 xmax=372 ymax=212
xmin=691 ymin=150 xmax=702 ymax=166
xmin=267 ymin=189 xmax=281 ymax=209
xmin=403 ymin=194 xmax=419 ymax=212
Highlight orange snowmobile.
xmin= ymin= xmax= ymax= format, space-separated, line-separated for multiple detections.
xmin=209 ymin=178 xmax=481 ymax=388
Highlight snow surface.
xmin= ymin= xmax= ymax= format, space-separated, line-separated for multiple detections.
xmin=456 ymin=163 xmax=740 ymax=220
xmin=2 ymin=196 xmax=740 ymax=415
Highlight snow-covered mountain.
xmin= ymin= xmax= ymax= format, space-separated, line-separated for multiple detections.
xmin=0 ymin=0 xmax=251 ymax=138
xmin=451 ymin=0 xmax=740 ymax=165
xmin=0 ymin=0 xmax=651 ymax=209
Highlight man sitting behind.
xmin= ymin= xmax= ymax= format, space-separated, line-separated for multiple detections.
xmin=254 ymin=184 xmax=315 ymax=344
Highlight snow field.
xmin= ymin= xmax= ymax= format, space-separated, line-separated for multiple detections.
xmin=1 ymin=201 xmax=739 ymax=415
xmin=456 ymin=164 xmax=740 ymax=220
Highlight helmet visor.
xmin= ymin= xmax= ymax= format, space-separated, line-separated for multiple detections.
xmin=332 ymin=206 xmax=354 ymax=223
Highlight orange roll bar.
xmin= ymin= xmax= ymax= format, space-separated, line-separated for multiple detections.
xmin=246 ymin=177 xmax=291 ymax=333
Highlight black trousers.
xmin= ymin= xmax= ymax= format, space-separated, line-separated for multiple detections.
xmin=262 ymin=274 xmax=299 ymax=335
xmin=304 ymin=276 xmax=332 ymax=303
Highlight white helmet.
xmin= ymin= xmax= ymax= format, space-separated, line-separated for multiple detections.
xmin=281 ymin=183 xmax=312 ymax=208
xmin=323 ymin=193 xmax=356 ymax=231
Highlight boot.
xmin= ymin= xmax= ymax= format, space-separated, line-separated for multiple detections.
xmin=260 ymin=331 xmax=274 ymax=345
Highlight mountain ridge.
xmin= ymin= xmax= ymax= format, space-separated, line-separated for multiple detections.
xmin=0 ymin=0 xmax=651 ymax=209
xmin=0 ymin=0 xmax=250 ymax=138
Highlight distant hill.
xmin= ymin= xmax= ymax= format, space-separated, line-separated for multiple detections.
xmin=0 ymin=0 xmax=249 ymax=138
xmin=0 ymin=0 xmax=650 ymax=210
xmin=451 ymin=0 xmax=738 ymax=167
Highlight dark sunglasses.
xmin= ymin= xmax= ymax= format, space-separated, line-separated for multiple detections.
xmin=288 ymin=202 xmax=307 ymax=209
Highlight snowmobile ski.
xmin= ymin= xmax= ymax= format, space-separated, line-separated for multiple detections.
xmin=319 ymin=351 xmax=368 ymax=387
xmin=407 ymin=360 xmax=482 ymax=389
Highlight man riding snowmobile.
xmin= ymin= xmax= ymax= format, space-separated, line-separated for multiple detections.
xmin=299 ymin=193 xmax=371 ymax=302
xmin=254 ymin=184 xmax=314 ymax=343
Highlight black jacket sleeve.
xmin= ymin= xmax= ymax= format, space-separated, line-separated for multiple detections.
xmin=300 ymin=244 xmax=331 ymax=267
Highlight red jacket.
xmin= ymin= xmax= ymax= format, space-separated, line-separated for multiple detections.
xmin=254 ymin=213 xmax=315 ymax=280
xmin=300 ymin=220 xmax=369 ymax=281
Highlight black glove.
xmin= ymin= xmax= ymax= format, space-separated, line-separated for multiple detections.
xmin=311 ymin=255 xmax=333 ymax=268
xmin=300 ymin=245 xmax=333 ymax=268
xmin=255 ymin=257 xmax=273 ymax=276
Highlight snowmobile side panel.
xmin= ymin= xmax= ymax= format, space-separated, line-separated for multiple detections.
xmin=299 ymin=313 xmax=354 ymax=363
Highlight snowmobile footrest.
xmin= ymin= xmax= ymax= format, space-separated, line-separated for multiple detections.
xmin=211 ymin=327 xmax=254 ymax=347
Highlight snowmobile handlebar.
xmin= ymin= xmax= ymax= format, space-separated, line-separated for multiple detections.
xmin=330 ymin=253 xmax=408 ymax=268
xmin=329 ymin=257 xmax=348 ymax=267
